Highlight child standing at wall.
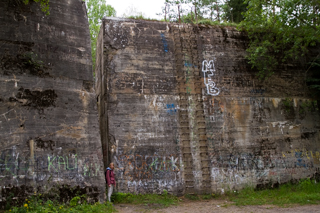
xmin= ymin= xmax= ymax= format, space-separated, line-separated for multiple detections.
xmin=106 ymin=162 xmax=116 ymax=202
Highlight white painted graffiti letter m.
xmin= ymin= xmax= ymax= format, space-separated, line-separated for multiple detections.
xmin=202 ymin=60 xmax=220 ymax=96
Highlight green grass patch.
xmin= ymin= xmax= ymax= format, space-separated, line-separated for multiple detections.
xmin=185 ymin=194 xmax=200 ymax=200
xmin=111 ymin=190 xmax=178 ymax=208
xmin=7 ymin=195 xmax=115 ymax=213
xmin=229 ymin=179 xmax=320 ymax=206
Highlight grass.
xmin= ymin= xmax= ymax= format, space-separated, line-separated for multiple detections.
xmin=5 ymin=179 xmax=320 ymax=212
xmin=7 ymin=195 xmax=115 ymax=213
xmin=229 ymin=179 xmax=320 ymax=206
xmin=111 ymin=190 xmax=178 ymax=208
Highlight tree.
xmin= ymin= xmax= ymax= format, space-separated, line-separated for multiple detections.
xmin=85 ymin=0 xmax=116 ymax=70
xmin=240 ymin=0 xmax=320 ymax=79
xmin=160 ymin=0 xmax=230 ymax=23
xmin=201 ymin=0 xmax=223 ymax=22
xmin=222 ymin=0 xmax=247 ymax=23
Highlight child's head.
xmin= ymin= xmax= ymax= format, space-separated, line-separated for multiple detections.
xmin=109 ymin=162 xmax=114 ymax=170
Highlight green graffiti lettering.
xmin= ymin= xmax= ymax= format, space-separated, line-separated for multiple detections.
xmin=66 ymin=154 xmax=77 ymax=170
xmin=5 ymin=154 xmax=15 ymax=176
xmin=149 ymin=158 xmax=158 ymax=170
xmin=58 ymin=156 xmax=66 ymax=170
xmin=48 ymin=156 xmax=57 ymax=172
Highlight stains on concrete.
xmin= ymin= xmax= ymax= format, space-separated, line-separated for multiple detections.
xmin=0 ymin=51 xmax=51 ymax=77
xmin=34 ymin=137 xmax=55 ymax=150
xmin=10 ymin=87 xmax=57 ymax=110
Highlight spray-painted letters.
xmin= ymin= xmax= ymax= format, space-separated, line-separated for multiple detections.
xmin=202 ymin=60 xmax=220 ymax=96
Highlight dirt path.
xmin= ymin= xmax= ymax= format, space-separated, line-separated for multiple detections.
xmin=115 ymin=199 xmax=320 ymax=213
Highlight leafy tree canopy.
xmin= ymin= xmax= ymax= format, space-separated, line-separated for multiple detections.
xmin=85 ymin=0 xmax=116 ymax=70
xmin=240 ymin=0 xmax=320 ymax=79
xmin=222 ymin=0 xmax=247 ymax=23
xmin=162 ymin=0 xmax=223 ymax=22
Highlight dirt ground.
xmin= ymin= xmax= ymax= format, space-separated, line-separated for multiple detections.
xmin=115 ymin=199 xmax=320 ymax=213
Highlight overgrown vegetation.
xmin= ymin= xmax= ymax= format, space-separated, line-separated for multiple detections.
xmin=229 ymin=179 xmax=320 ymax=206
xmin=125 ymin=15 xmax=161 ymax=22
xmin=5 ymin=179 xmax=320 ymax=211
xmin=282 ymin=97 xmax=293 ymax=113
xmin=7 ymin=194 xmax=115 ymax=213
xmin=197 ymin=19 xmax=238 ymax=26
xmin=111 ymin=190 xmax=179 ymax=208
xmin=23 ymin=0 xmax=50 ymax=15
xmin=307 ymin=58 xmax=320 ymax=99
xmin=240 ymin=0 xmax=320 ymax=80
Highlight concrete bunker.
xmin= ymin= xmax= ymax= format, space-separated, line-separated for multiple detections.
xmin=96 ymin=18 xmax=320 ymax=195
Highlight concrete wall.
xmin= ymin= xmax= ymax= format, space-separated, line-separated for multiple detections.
xmin=0 ymin=0 xmax=105 ymax=207
xmin=97 ymin=18 xmax=320 ymax=195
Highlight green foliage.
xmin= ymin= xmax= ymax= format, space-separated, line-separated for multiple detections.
xmin=111 ymin=190 xmax=179 ymax=208
xmin=85 ymin=0 xmax=116 ymax=71
xmin=185 ymin=194 xmax=200 ymax=200
xmin=307 ymin=58 xmax=320 ymax=98
xmin=222 ymin=0 xmax=247 ymax=23
xmin=69 ymin=196 xmax=81 ymax=207
xmin=197 ymin=19 xmax=238 ymax=27
xmin=282 ymin=97 xmax=293 ymax=113
xmin=161 ymin=0 xmax=222 ymax=22
xmin=22 ymin=52 xmax=44 ymax=70
xmin=23 ymin=0 xmax=50 ymax=15
xmin=181 ymin=11 xmax=199 ymax=23
xmin=299 ymin=99 xmax=318 ymax=115
xmin=126 ymin=15 xmax=160 ymax=22
xmin=5 ymin=192 xmax=14 ymax=210
xmin=230 ymin=178 xmax=320 ymax=206
xmin=7 ymin=194 xmax=115 ymax=213
xmin=240 ymin=0 xmax=320 ymax=79
xmin=201 ymin=194 xmax=216 ymax=199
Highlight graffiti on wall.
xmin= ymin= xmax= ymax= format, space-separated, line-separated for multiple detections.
xmin=202 ymin=60 xmax=220 ymax=96
xmin=166 ymin=103 xmax=177 ymax=115
xmin=160 ymin=33 xmax=169 ymax=53
xmin=114 ymin=152 xmax=182 ymax=192
xmin=209 ymin=149 xmax=319 ymax=186
xmin=0 ymin=147 xmax=101 ymax=183
xmin=114 ymin=153 xmax=180 ymax=179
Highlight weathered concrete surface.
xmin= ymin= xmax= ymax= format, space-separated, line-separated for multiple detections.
xmin=0 ymin=0 xmax=105 ymax=207
xmin=97 ymin=18 xmax=320 ymax=195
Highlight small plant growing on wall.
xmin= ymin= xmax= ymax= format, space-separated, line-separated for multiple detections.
xmin=23 ymin=0 xmax=50 ymax=15
xmin=283 ymin=98 xmax=293 ymax=112
xmin=20 ymin=51 xmax=50 ymax=77
xmin=299 ymin=100 xmax=319 ymax=119
xmin=281 ymin=98 xmax=295 ymax=119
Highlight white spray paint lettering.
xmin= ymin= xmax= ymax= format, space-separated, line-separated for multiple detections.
xmin=202 ymin=60 xmax=220 ymax=96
